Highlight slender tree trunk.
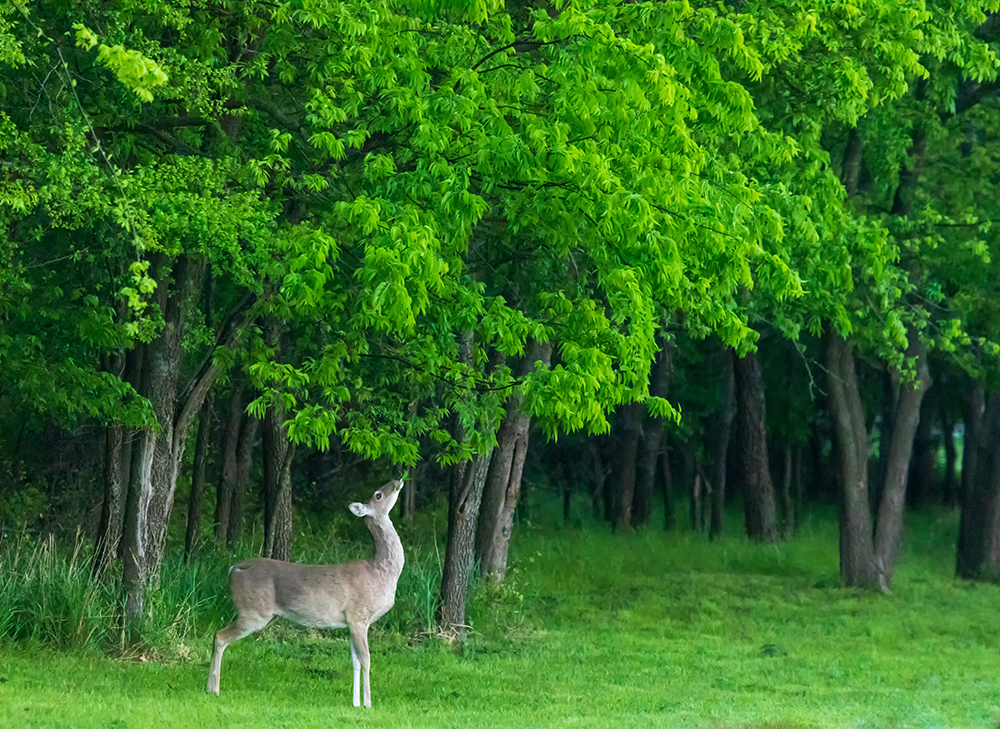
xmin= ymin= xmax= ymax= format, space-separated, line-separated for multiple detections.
xmin=708 ymin=348 xmax=736 ymax=540
xmin=613 ymin=403 xmax=642 ymax=533
xmin=262 ymin=399 xmax=294 ymax=561
xmin=184 ymin=394 xmax=214 ymax=562
xmin=93 ymin=423 xmax=126 ymax=578
xmin=402 ymin=464 xmax=419 ymax=524
xmin=226 ymin=414 xmax=258 ymax=550
xmin=661 ymin=437 xmax=675 ymax=530
xmin=733 ymin=346 xmax=779 ymax=542
xmin=824 ymin=330 xmax=880 ymax=589
xmin=780 ymin=445 xmax=794 ymax=537
xmin=587 ymin=439 xmax=605 ymax=521
xmin=213 ymin=384 xmax=245 ymax=547
xmin=873 ymin=333 xmax=931 ymax=584
xmin=438 ymin=333 xmax=501 ymax=635
xmin=439 ymin=452 xmax=493 ymax=634
xmin=633 ymin=338 xmax=676 ymax=528
xmin=476 ymin=342 xmax=552 ymax=579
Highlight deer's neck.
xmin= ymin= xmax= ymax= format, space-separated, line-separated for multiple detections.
xmin=367 ymin=518 xmax=404 ymax=577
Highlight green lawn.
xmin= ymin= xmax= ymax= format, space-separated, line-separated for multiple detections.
xmin=2 ymin=507 xmax=999 ymax=728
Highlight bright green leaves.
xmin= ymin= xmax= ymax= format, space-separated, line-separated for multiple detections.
xmin=72 ymin=24 xmax=168 ymax=102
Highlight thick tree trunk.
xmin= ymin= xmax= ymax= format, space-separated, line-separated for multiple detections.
xmin=476 ymin=342 xmax=552 ymax=580
xmin=733 ymin=346 xmax=779 ymax=542
xmin=226 ymin=414 xmax=258 ymax=550
xmin=184 ymin=394 xmax=214 ymax=562
xmin=957 ymin=390 xmax=1000 ymax=581
xmin=213 ymin=384 xmax=246 ymax=547
xmin=262 ymin=400 xmax=294 ymax=561
xmin=613 ymin=402 xmax=642 ymax=532
xmin=708 ymin=348 xmax=736 ymax=540
xmin=824 ymin=330 xmax=880 ymax=589
xmin=633 ymin=338 xmax=676 ymax=528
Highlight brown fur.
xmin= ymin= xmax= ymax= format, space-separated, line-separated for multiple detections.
xmin=205 ymin=479 xmax=405 ymax=707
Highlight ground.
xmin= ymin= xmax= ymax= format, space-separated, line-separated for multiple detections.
xmin=1 ymin=507 xmax=998 ymax=728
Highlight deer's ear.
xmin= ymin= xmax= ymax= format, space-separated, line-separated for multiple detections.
xmin=349 ymin=502 xmax=372 ymax=517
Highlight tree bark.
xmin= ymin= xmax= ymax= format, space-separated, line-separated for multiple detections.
xmin=93 ymin=422 xmax=126 ymax=577
xmin=907 ymin=391 xmax=937 ymax=508
xmin=733 ymin=346 xmax=779 ymax=542
xmin=476 ymin=341 xmax=552 ymax=580
xmin=961 ymin=382 xmax=985 ymax=506
xmin=824 ymin=330 xmax=879 ymax=589
xmin=873 ymin=333 xmax=931 ymax=584
xmin=184 ymin=394 xmax=214 ymax=562
xmin=613 ymin=402 xmax=642 ymax=532
xmin=440 ymin=451 xmax=493 ymax=634
xmin=438 ymin=332 xmax=500 ymax=635
xmin=780 ymin=445 xmax=794 ymax=537
xmin=213 ymin=383 xmax=246 ymax=547
xmin=587 ymin=439 xmax=605 ymax=521
xmin=633 ymin=338 xmax=676 ymax=528
xmin=708 ymin=347 xmax=736 ymax=540
xmin=262 ymin=397 xmax=294 ymax=562
xmin=661 ymin=437 xmax=675 ymax=530
xmin=226 ymin=413 xmax=258 ymax=550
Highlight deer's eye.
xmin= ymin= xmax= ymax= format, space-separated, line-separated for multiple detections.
xmin=376 ymin=492 xmax=383 ymax=500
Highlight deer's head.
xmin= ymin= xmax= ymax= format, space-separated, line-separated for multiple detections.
xmin=349 ymin=479 xmax=403 ymax=522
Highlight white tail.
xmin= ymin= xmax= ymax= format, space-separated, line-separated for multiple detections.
xmin=206 ymin=479 xmax=405 ymax=707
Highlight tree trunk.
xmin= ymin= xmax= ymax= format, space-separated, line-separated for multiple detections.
xmin=613 ymin=402 xmax=642 ymax=532
xmin=587 ymin=439 xmax=605 ymax=521
xmin=226 ymin=413 xmax=258 ymax=550
xmin=661 ymin=437 xmax=675 ymax=530
xmin=956 ymin=390 xmax=1000 ymax=581
xmin=780 ymin=445 xmax=794 ymax=537
xmin=824 ymin=330 xmax=880 ymax=589
xmin=476 ymin=342 xmax=552 ymax=580
xmin=93 ymin=422 xmax=126 ymax=578
xmin=961 ymin=382 xmax=985 ymax=506
xmin=733 ymin=346 xmax=779 ymax=542
xmin=908 ymin=391 xmax=937 ymax=509
xmin=213 ymin=383 xmax=246 ymax=547
xmin=184 ymin=394 xmax=214 ymax=562
xmin=708 ymin=347 xmax=736 ymax=540
xmin=873 ymin=333 xmax=931 ymax=585
xmin=263 ymin=399 xmax=294 ymax=561
xmin=633 ymin=338 xmax=676 ymax=528
xmin=439 ymin=451 xmax=493 ymax=634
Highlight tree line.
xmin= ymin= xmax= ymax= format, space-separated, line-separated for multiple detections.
xmin=2 ymin=0 xmax=1000 ymax=638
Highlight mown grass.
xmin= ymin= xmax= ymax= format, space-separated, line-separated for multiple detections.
xmin=1 ymin=504 xmax=999 ymax=728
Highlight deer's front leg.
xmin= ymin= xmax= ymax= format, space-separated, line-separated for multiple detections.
xmin=349 ymin=630 xmax=361 ymax=707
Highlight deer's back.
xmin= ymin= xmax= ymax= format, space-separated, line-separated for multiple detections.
xmin=228 ymin=557 xmax=397 ymax=629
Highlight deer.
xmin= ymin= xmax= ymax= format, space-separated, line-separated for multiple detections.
xmin=205 ymin=478 xmax=405 ymax=708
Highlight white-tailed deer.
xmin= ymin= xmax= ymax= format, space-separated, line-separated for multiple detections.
xmin=206 ymin=478 xmax=404 ymax=708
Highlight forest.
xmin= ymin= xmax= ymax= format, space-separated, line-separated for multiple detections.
xmin=2 ymin=0 xmax=1000 ymax=726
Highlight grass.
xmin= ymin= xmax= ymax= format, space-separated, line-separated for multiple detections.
xmin=1 ymin=504 xmax=999 ymax=728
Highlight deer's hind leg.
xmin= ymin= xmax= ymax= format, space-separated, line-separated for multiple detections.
xmin=206 ymin=612 xmax=272 ymax=695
